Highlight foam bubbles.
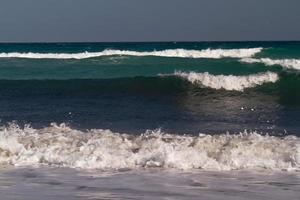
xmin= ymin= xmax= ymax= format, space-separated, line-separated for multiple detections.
xmin=0 ymin=123 xmax=299 ymax=171
xmin=174 ymin=71 xmax=279 ymax=91
xmin=241 ymin=58 xmax=300 ymax=71
xmin=0 ymin=48 xmax=263 ymax=59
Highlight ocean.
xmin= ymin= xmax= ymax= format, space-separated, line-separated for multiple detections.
xmin=0 ymin=42 xmax=299 ymax=199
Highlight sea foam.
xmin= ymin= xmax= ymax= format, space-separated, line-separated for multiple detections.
xmin=0 ymin=48 xmax=263 ymax=59
xmin=173 ymin=71 xmax=279 ymax=91
xmin=241 ymin=58 xmax=300 ymax=71
xmin=0 ymin=123 xmax=299 ymax=171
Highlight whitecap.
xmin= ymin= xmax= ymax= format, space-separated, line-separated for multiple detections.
xmin=0 ymin=123 xmax=299 ymax=171
xmin=241 ymin=58 xmax=300 ymax=71
xmin=0 ymin=48 xmax=263 ymax=59
xmin=173 ymin=71 xmax=279 ymax=91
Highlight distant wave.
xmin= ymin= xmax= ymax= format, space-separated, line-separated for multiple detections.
xmin=173 ymin=71 xmax=279 ymax=91
xmin=241 ymin=58 xmax=300 ymax=71
xmin=0 ymin=48 xmax=263 ymax=59
xmin=0 ymin=123 xmax=299 ymax=171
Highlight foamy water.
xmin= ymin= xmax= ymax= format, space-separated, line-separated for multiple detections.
xmin=241 ymin=58 xmax=300 ymax=70
xmin=0 ymin=123 xmax=299 ymax=171
xmin=0 ymin=48 xmax=263 ymax=59
xmin=173 ymin=71 xmax=279 ymax=91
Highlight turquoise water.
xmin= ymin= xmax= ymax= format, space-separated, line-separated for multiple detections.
xmin=0 ymin=42 xmax=299 ymax=80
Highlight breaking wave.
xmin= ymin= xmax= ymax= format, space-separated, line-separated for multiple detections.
xmin=0 ymin=48 xmax=263 ymax=59
xmin=241 ymin=58 xmax=300 ymax=71
xmin=0 ymin=124 xmax=299 ymax=171
xmin=173 ymin=71 xmax=279 ymax=91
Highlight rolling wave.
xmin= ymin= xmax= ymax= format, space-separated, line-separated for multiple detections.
xmin=241 ymin=58 xmax=300 ymax=71
xmin=0 ymin=48 xmax=263 ymax=59
xmin=0 ymin=123 xmax=299 ymax=171
xmin=173 ymin=71 xmax=279 ymax=91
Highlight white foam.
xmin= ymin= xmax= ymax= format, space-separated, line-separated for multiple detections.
xmin=0 ymin=123 xmax=299 ymax=171
xmin=0 ymin=48 xmax=263 ymax=59
xmin=241 ymin=58 xmax=300 ymax=70
xmin=174 ymin=71 xmax=279 ymax=91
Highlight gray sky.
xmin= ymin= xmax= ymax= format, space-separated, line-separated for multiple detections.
xmin=0 ymin=0 xmax=300 ymax=42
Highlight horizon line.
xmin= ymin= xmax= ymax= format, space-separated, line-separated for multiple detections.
xmin=0 ymin=40 xmax=300 ymax=44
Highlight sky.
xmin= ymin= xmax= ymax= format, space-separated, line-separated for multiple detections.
xmin=0 ymin=0 xmax=300 ymax=42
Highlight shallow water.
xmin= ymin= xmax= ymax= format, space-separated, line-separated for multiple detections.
xmin=0 ymin=167 xmax=299 ymax=200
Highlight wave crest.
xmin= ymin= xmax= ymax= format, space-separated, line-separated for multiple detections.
xmin=0 ymin=48 xmax=263 ymax=59
xmin=241 ymin=58 xmax=300 ymax=70
xmin=173 ymin=71 xmax=279 ymax=91
xmin=0 ymin=123 xmax=299 ymax=171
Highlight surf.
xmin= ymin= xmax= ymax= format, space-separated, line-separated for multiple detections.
xmin=0 ymin=48 xmax=263 ymax=59
xmin=0 ymin=123 xmax=299 ymax=171
xmin=241 ymin=58 xmax=300 ymax=71
xmin=172 ymin=71 xmax=279 ymax=91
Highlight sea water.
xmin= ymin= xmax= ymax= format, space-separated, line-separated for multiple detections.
xmin=0 ymin=42 xmax=299 ymax=199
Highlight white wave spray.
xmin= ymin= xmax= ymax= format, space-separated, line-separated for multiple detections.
xmin=241 ymin=58 xmax=300 ymax=71
xmin=0 ymin=123 xmax=299 ymax=171
xmin=173 ymin=71 xmax=279 ymax=91
xmin=0 ymin=48 xmax=263 ymax=59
